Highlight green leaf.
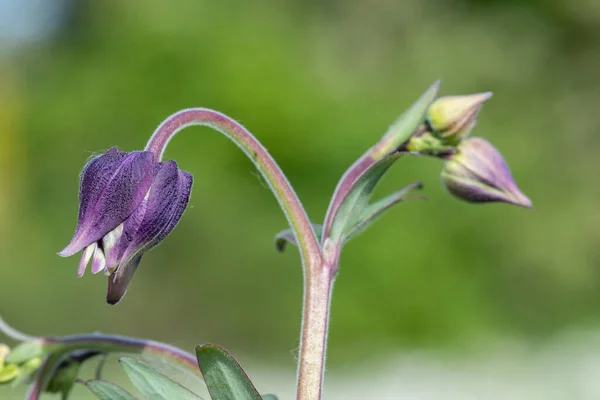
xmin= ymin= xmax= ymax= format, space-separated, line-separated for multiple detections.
xmin=344 ymin=182 xmax=425 ymax=241
xmin=374 ymin=80 xmax=441 ymax=157
xmin=10 ymin=357 xmax=43 ymax=388
xmin=195 ymin=344 xmax=261 ymax=400
xmin=261 ymin=395 xmax=278 ymax=400
xmin=274 ymin=224 xmax=323 ymax=253
xmin=5 ymin=341 xmax=45 ymax=364
xmin=119 ymin=357 xmax=203 ymax=400
xmin=22 ymin=351 xmax=65 ymax=398
xmin=328 ymin=153 xmax=401 ymax=243
xmin=95 ymin=354 xmax=109 ymax=380
xmin=84 ymin=379 xmax=138 ymax=400
xmin=45 ymin=360 xmax=81 ymax=400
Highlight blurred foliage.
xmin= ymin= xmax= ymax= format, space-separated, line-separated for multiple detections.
xmin=1 ymin=0 xmax=599 ymax=374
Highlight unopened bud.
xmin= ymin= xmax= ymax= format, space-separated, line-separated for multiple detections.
xmin=441 ymin=138 xmax=532 ymax=208
xmin=0 ymin=364 xmax=19 ymax=384
xmin=0 ymin=344 xmax=18 ymax=384
xmin=427 ymin=93 xmax=492 ymax=143
xmin=0 ymin=344 xmax=9 ymax=365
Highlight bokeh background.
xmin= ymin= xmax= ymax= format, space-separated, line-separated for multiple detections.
xmin=1 ymin=0 xmax=600 ymax=398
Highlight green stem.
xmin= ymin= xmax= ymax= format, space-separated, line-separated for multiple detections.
xmin=145 ymin=109 xmax=330 ymax=399
xmin=145 ymin=108 xmax=322 ymax=265
xmin=0 ymin=316 xmax=36 ymax=342
xmin=295 ymin=264 xmax=333 ymax=400
xmin=26 ymin=334 xmax=201 ymax=400
xmin=45 ymin=335 xmax=200 ymax=371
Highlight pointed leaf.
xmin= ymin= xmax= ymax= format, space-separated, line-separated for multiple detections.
xmin=344 ymin=182 xmax=425 ymax=241
xmin=375 ymin=81 xmax=441 ymax=157
xmin=327 ymin=153 xmax=402 ymax=243
xmin=195 ymin=344 xmax=261 ymax=400
xmin=84 ymin=379 xmax=138 ymax=400
xmin=5 ymin=341 xmax=45 ymax=364
xmin=45 ymin=360 xmax=80 ymax=400
xmin=274 ymin=224 xmax=323 ymax=253
xmin=322 ymin=82 xmax=439 ymax=244
xmin=119 ymin=357 xmax=203 ymax=400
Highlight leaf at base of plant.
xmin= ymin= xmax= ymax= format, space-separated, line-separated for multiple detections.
xmin=195 ymin=344 xmax=261 ymax=400
xmin=83 ymin=379 xmax=138 ymax=400
xmin=119 ymin=357 xmax=203 ymax=400
xmin=5 ymin=341 xmax=45 ymax=364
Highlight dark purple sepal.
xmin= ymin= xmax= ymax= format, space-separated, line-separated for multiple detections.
xmin=107 ymin=161 xmax=193 ymax=304
xmin=59 ymin=148 xmax=155 ymax=257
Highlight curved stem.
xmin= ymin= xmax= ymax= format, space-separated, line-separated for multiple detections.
xmin=26 ymin=352 xmax=65 ymax=400
xmin=0 ymin=316 xmax=37 ymax=342
xmin=26 ymin=333 xmax=201 ymax=400
xmin=145 ymin=108 xmax=322 ymax=266
xmin=45 ymin=334 xmax=200 ymax=371
xmin=145 ymin=109 xmax=328 ymax=399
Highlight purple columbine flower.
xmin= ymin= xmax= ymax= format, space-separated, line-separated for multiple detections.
xmin=59 ymin=148 xmax=192 ymax=304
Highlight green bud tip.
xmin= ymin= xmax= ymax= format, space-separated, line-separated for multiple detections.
xmin=0 ymin=364 xmax=19 ymax=384
xmin=0 ymin=344 xmax=9 ymax=364
xmin=0 ymin=344 xmax=19 ymax=385
xmin=441 ymin=137 xmax=532 ymax=208
xmin=427 ymin=92 xmax=493 ymax=142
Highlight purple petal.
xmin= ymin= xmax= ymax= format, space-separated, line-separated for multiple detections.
xmin=114 ymin=196 xmax=149 ymax=261
xmin=100 ymin=195 xmax=149 ymax=277
xmin=153 ymin=169 xmax=193 ymax=243
xmin=91 ymin=246 xmax=106 ymax=274
xmin=107 ymin=161 xmax=193 ymax=304
xmin=102 ymin=224 xmax=124 ymax=273
xmin=106 ymin=254 xmax=143 ymax=305
xmin=59 ymin=149 xmax=155 ymax=257
xmin=78 ymin=243 xmax=96 ymax=277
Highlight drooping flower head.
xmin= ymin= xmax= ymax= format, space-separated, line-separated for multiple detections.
xmin=59 ymin=148 xmax=192 ymax=304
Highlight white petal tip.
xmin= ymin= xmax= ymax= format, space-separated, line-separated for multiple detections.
xmin=91 ymin=246 xmax=106 ymax=274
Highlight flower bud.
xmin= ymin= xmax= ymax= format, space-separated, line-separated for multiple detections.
xmin=405 ymin=130 xmax=453 ymax=156
xmin=0 ymin=364 xmax=19 ymax=384
xmin=427 ymin=92 xmax=492 ymax=143
xmin=0 ymin=345 xmax=19 ymax=384
xmin=0 ymin=344 xmax=9 ymax=364
xmin=441 ymin=138 xmax=532 ymax=207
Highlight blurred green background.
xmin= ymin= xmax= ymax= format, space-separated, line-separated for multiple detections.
xmin=1 ymin=0 xmax=600 ymax=398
